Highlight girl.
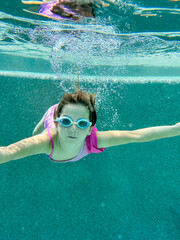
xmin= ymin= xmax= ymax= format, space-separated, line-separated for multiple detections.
xmin=22 ymin=0 xmax=97 ymax=21
xmin=0 ymin=90 xmax=179 ymax=164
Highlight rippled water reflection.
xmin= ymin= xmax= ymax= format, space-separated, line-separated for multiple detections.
xmin=0 ymin=0 xmax=180 ymax=76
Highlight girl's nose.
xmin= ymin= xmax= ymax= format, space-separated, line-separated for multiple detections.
xmin=71 ymin=124 xmax=77 ymax=132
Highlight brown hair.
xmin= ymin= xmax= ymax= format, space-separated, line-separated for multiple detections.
xmin=53 ymin=90 xmax=97 ymax=127
xmin=51 ymin=1 xmax=96 ymax=21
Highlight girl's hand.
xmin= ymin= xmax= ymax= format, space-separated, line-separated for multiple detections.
xmin=173 ymin=122 xmax=180 ymax=135
xmin=0 ymin=147 xmax=7 ymax=164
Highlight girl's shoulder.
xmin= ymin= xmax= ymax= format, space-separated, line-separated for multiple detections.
xmin=43 ymin=127 xmax=57 ymax=134
xmin=42 ymin=128 xmax=58 ymax=144
xmin=39 ymin=128 xmax=57 ymax=155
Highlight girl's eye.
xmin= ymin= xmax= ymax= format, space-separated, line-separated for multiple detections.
xmin=79 ymin=121 xmax=88 ymax=127
xmin=62 ymin=119 xmax=71 ymax=125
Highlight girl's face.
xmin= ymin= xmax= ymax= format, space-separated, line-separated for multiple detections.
xmin=57 ymin=103 xmax=93 ymax=144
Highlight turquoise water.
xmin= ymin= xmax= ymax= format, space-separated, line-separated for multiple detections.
xmin=0 ymin=0 xmax=180 ymax=239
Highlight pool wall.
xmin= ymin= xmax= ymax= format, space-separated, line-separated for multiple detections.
xmin=0 ymin=73 xmax=180 ymax=240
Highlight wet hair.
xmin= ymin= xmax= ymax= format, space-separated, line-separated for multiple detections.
xmin=53 ymin=90 xmax=97 ymax=127
xmin=51 ymin=1 xmax=96 ymax=20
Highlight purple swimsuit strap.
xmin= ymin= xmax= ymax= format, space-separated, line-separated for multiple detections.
xmin=47 ymin=127 xmax=54 ymax=158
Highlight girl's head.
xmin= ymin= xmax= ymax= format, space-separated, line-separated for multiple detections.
xmin=54 ymin=90 xmax=97 ymax=127
xmin=53 ymin=91 xmax=97 ymax=143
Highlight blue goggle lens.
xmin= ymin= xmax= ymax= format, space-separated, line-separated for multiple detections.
xmin=79 ymin=121 xmax=88 ymax=128
xmin=56 ymin=117 xmax=92 ymax=129
xmin=61 ymin=118 xmax=71 ymax=127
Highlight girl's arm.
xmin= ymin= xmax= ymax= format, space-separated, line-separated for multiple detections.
xmin=0 ymin=131 xmax=51 ymax=164
xmin=32 ymin=111 xmax=47 ymax=136
xmin=96 ymin=122 xmax=180 ymax=148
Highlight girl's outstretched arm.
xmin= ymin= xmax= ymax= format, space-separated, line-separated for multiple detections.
xmin=32 ymin=111 xmax=47 ymax=136
xmin=96 ymin=122 xmax=180 ymax=148
xmin=0 ymin=131 xmax=51 ymax=164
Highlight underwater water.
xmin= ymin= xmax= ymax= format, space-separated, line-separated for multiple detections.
xmin=0 ymin=0 xmax=180 ymax=239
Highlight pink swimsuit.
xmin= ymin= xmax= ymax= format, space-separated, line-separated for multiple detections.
xmin=44 ymin=104 xmax=106 ymax=163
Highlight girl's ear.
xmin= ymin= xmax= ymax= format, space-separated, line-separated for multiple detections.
xmin=87 ymin=126 xmax=93 ymax=135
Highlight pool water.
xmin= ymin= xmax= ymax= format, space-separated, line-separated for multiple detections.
xmin=0 ymin=0 xmax=180 ymax=239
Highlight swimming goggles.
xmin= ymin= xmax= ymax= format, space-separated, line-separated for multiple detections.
xmin=56 ymin=116 xmax=92 ymax=129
